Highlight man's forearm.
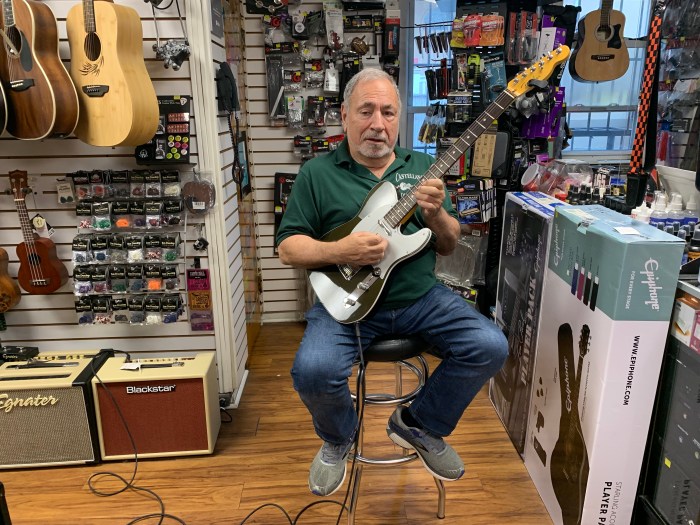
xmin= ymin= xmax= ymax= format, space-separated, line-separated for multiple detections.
xmin=278 ymin=235 xmax=338 ymax=269
xmin=425 ymin=208 xmax=460 ymax=255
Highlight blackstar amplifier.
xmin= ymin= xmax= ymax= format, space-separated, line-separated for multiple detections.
xmin=0 ymin=351 xmax=110 ymax=469
xmin=92 ymin=353 xmax=220 ymax=460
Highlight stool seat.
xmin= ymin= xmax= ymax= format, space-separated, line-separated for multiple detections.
xmin=362 ymin=335 xmax=431 ymax=362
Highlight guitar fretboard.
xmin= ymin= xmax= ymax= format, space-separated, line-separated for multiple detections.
xmin=14 ymin=198 xmax=36 ymax=249
xmin=1 ymin=0 xmax=14 ymax=28
xmin=382 ymin=89 xmax=516 ymax=229
xmin=83 ymin=0 xmax=96 ymax=33
xmin=600 ymin=0 xmax=614 ymax=28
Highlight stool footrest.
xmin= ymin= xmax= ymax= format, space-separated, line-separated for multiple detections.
xmin=352 ymin=452 xmax=418 ymax=465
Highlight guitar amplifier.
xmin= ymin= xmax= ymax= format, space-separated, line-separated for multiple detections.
xmin=92 ymin=353 xmax=221 ymax=460
xmin=0 ymin=351 xmax=110 ymax=469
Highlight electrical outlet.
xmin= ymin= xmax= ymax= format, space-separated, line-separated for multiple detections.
xmin=219 ymin=392 xmax=233 ymax=408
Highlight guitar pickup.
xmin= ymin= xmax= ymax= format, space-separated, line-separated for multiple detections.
xmin=83 ymin=85 xmax=109 ymax=97
xmin=9 ymin=79 xmax=34 ymax=92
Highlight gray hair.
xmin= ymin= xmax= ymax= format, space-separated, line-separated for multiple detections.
xmin=342 ymin=68 xmax=402 ymax=114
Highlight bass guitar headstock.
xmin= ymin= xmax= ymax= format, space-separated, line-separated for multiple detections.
xmin=506 ymin=45 xmax=571 ymax=98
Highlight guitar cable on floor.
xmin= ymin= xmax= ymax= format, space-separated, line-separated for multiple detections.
xmin=238 ymin=323 xmax=368 ymax=525
xmin=88 ymin=349 xmax=187 ymax=525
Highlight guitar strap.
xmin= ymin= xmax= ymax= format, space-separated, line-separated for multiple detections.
xmin=627 ymin=1 xmax=665 ymax=207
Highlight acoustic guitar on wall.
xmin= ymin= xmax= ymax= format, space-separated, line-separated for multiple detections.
xmin=66 ymin=0 xmax=159 ymax=147
xmin=0 ymin=0 xmax=79 ymax=139
xmin=569 ymin=0 xmax=629 ymax=82
xmin=8 ymin=170 xmax=69 ymax=295
xmin=0 ymin=80 xmax=6 ymax=134
xmin=0 ymin=247 xmax=21 ymax=331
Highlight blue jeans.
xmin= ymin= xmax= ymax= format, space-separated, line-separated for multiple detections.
xmin=291 ymin=283 xmax=508 ymax=446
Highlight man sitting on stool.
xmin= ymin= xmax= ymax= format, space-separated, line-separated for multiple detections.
xmin=276 ymin=68 xmax=508 ymax=497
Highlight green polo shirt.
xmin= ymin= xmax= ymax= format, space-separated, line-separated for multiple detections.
xmin=276 ymin=139 xmax=457 ymax=310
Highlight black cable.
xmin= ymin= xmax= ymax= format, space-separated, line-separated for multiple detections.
xmin=237 ymin=323 xmax=368 ymax=525
xmin=88 ymin=349 xmax=187 ymax=525
xmin=220 ymin=407 xmax=233 ymax=423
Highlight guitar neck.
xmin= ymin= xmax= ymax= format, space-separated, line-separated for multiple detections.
xmin=385 ymin=89 xmax=515 ymax=228
xmin=600 ymin=0 xmax=614 ymax=27
xmin=83 ymin=0 xmax=96 ymax=33
xmin=14 ymin=197 xmax=36 ymax=247
xmin=1 ymin=0 xmax=14 ymax=28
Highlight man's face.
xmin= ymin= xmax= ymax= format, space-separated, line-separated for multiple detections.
xmin=341 ymin=77 xmax=400 ymax=166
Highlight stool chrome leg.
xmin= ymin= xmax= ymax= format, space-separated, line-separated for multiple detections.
xmin=347 ymin=463 xmax=363 ymax=525
xmin=434 ymin=477 xmax=446 ymax=519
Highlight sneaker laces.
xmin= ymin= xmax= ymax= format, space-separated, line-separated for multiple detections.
xmin=410 ymin=427 xmax=447 ymax=455
xmin=320 ymin=442 xmax=349 ymax=465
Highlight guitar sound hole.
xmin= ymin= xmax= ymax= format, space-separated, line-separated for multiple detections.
xmin=84 ymin=33 xmax=102 ymax=62
xmin=5 ymin=27 xmax=21 ymax=57
xmin=595 ymin=25 xmax=612 ymax=42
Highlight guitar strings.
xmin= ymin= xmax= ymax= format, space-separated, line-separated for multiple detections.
xmin=16 ymin=197 xmax=46 ymax=286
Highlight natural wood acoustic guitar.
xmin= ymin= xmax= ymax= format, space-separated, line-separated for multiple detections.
xmin=0 ymin=80 xmax=6 ymax=134
xmin=8 ymin=170 xmax=69 ymax=295
xmin=569 ymin=0 xmax=629 ymax=82
xmin=0 ymin=247 xmax=21 ymax=330
xmin=0 ymin=0 xmax=79 ymax=139
xmin=66 ymin=0 xmax=159 ymax=147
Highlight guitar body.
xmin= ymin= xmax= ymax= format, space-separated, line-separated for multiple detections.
xmin=309 ymin=181 xmax=432 ymax=324
xmin=569 ymin=8 xmax=629 ymax=82
xmin=550 ymin=323 xmax=590 ymax=525
xmin=0 ymin=81 xmax=6 ymax=134
xmin=0 ymin=0 xmax=79 ymax=139
xmin=0 ymin=247 xmax=21 ymax=313
xmin=15 ymin=236 xmax=68 ymax=294
xmin=66 ymin=0 xmax=159 ymax=147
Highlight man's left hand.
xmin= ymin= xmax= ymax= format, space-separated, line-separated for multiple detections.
xmin=415 ymin=179 xmax=446 ymax=220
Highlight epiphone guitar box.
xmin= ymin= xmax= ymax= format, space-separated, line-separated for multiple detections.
xmin=0 ymin=351 xmax=110 ymax=469
xmin=490 ymin=191 xmax=566 ymax=455
xmin=92 ymin=353 xmax=220 ymax=460
xmin=523 ymin=206 xmax=684 ymax=525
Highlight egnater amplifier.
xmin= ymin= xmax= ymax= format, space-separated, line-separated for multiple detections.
xmin=0 ymin=351 xmax=110 ymax=469
xmin=92 ymin=353 xmax=220 ymax=460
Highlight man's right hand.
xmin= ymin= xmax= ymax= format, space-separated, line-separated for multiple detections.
xmin=336 ymin=231 xmax=388 ymax=267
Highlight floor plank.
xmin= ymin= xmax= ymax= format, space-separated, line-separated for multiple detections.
xmin=0 ymin=322 xmax=552 ymax=524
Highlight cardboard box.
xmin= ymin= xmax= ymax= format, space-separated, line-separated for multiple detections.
xmin=523 ymin=205 xmax=684 ymax=525
xmin=490 ymin=191 xmax=566 ymax=454
xmin=671 ymin=292 xmax=700 ymax=347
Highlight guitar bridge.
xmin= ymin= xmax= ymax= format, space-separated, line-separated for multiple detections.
xmin=83 ymin=85 xmax=109 ymax=97
xmin=338 ymin=263 xmax=359 ymax=281
xmin=9 ymin=79 xmax=34 ymax=92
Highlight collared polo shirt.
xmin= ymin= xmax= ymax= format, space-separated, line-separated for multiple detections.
xmin=276 ymin=139 xmax=457 ymax=310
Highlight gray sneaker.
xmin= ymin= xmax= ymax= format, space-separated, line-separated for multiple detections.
xmin=308 ymin=441 xmax=352 ymax=496
xmin=387 ymin=405 xmax=465 ymax=481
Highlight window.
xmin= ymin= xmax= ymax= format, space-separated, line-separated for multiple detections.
xmin=400 ymin=0 xmax=653 ymax=155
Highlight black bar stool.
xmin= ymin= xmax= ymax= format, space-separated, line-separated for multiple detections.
xmin=348 ymin=334 xmax=446 ymax=524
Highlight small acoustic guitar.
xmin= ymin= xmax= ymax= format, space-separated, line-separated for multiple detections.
xmin=66 ymin=0 xmax=159 ymax=147
xmin=0 ymin=247 xmax=21 ymax=331
xmin=569 ymin=0 xmax=629 ymax=82
xmin=9 ymin=170 xmax=69 ymax=294
xmin=0 ymin=0 xmax=79 ymax=139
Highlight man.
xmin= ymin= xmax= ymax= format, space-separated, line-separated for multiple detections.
xmin=276 ymin=68 xmax=508 ymax=497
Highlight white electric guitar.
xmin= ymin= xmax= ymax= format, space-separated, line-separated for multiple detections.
xmin=310 ymin=45 xmax=571 ymax=324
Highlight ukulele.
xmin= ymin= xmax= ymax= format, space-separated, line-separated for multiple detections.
xmin=309 ymin=46 xmax=570 ymax=324
xmin=66 ymin=0 xmax=159 ymax=147
xmin=569 ymin=0 xmax=629 ymax=82
xmin=8 ymin=170 xmax=69 ymax=294
xmin=550 ymin=323 xmax=590 ymax=525
xmin=0 ymin=247 xmax=21 ymax=331
xmin=0 ymin=0 xmax=79 ymax=139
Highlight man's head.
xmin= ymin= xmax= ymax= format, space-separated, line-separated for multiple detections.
xmin=341 ymin=69 xmax=401 ymax=168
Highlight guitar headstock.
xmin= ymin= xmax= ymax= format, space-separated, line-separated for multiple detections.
xmin=8 ymin=170 xmax=30 ymax=201
xmin=506 ymin=45 xmax=571 ymax=98
xmin=579 ymin=324 xmax=591 ymax=360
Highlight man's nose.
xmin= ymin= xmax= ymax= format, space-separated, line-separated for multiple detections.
xmin=369 ymin=110 xmax=385 ymax=129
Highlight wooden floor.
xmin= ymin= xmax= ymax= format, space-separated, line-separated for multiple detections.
xmin=1 ymin=323 xmax=552 ymax=524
